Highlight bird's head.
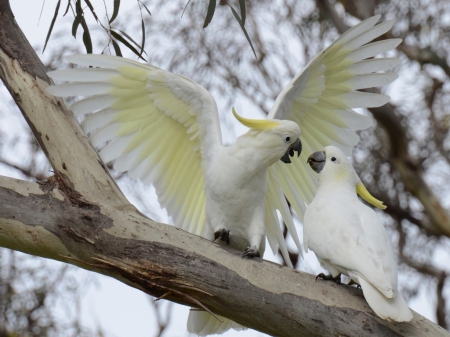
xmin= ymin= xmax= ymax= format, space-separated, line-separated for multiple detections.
xmin=232 ymin=108 xmax=302 ymax=164
xmin=307 ymin=146 xmax=386 ymax=209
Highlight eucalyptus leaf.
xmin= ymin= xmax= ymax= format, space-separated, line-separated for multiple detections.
xmin=84 ymin=0 xmax=99 ymax=22
xmin=228 ymin=4 xmax=256 ymax=58
xmin=43 ymin=0 xmax=61 ymax=53
xmin=203 ymin=0 xmax=216 ymax=28
xmin=139 ymin=1 xmax=152 ymax=16
xmin=109 ymin=0 xmax=120 ymax=24
xmin=80 ymin=17 xmax=93 ymax=53
xmin=239 ymin=0 xmax=246 ymax=25
xmin=112 ymin=39 xmax=123 ymax=57
xmin=140 ymin=19 xmax=146 ymax=58
xmin=111 ymin=30 xmax=146 ymax=61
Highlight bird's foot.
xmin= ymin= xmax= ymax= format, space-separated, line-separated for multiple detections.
xmin=316 ymin=273 xmax=341 ymax=284
xmin=348 ymin=279 xmax=361 ymax=289
xmin=213 ymin=228 xmax=230 ymax=246
xmin=242 ymin=246 xmax=260 ymax=258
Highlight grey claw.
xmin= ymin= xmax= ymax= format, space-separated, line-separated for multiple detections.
xmin=242 ymin=246 xmax=260 ymax=258
xmin=214 ymin=228 xmax=230 ymax=246
xmin=316 ymin=273 xmax=341 ymax=284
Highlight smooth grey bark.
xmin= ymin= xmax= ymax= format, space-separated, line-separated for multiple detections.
xmin=1 ymin=176 xmax=448 ymax=337
xmin=0 ymin=1 xmax=448 ymax=336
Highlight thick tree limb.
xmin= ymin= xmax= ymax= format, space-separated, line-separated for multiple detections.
xmin=1 ymin=175 xmax=448 ymax=337
xmin=0 ymin=1 xmax=449 ymax=336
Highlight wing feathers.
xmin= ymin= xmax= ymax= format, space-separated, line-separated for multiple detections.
xmin=48 ymin=68 xmax=118 ymax=82
xmin=307 ymin=105 xmax=372 ymax=130
xmin=81 ymin=109 xmax=116 ymax=134
xmin=347 ymin=73 xmax=398 ymax=90
xmin=47 ymin=54 xmax=221 ymax=241
xmin=349 ymin=58 xmax=401 ymax=74
xmin=329 ymin=15 xmax=381 ymax=46
xmin=342 ymin=20 xmax=394 ymax=51
xmin=70 ymin=95 xmax=115 ymax=115
xmin=66 ymin=54 xmax=158 ymax=70
xmin=265 ymin=170 xmax=295 ymax=267
xmin=344 ymin=91 xmax=391 ymax=108
xmin=347 ymin=39 xmax=402 ymax=63
xmin=46 ymin=82 xmax=112 ymax=97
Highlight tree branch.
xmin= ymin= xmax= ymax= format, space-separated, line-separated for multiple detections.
xmin=0 ymin=175 xmax=448 ymax=337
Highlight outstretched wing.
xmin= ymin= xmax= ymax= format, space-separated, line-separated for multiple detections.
xmin=47 ymin=54 xmax=223 ymax=237
xmin=264 ymin=15 xmax=401 ymax=260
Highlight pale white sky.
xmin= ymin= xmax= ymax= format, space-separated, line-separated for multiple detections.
xmin=2 ymin=0 xmax=441 ymax=336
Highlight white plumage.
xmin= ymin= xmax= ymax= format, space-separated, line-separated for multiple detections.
xmin=304 ymin=146 xmax=413 ymax=322
xmin=46 ymin=15 xmax=402 ymax=335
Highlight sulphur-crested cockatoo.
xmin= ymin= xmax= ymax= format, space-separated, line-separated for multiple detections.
xmin=46 ymin=14 xmax=401 ymax=335
xmin=305 ymin=146 xmax=413 ymax=322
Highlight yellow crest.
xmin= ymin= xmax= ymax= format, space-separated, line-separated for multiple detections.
xmin=356 ymin=183 xmax=387 ymax=209
xmin=232 ymin=107 xmax=279 ymax=131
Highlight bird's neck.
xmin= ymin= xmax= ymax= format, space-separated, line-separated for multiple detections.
xmin=232 ymin=132 xmax=281 ymax=169
xmin=317 ymin=171 xmax=358 ymax=199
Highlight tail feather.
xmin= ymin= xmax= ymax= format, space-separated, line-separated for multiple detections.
xmin=187 ymin=310 xmax=246 ymax=336
xmin=359 ymin=278 xmax=413 ymax=322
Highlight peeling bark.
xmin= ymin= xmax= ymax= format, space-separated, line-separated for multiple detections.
xmin=0 ymin=176 xmax=448 ymax=337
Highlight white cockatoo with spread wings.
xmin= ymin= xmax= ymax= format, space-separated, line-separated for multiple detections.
xmin=47 ymin=15 xmax=401 ymax=336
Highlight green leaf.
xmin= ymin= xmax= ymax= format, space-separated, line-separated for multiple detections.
xmin=111 ymin=39 xmax=123 ymax=57
xmin=80 ymin=17 xmax=93 ymax=53
xmin=109 ymin=0 xmax=120 ymax=24
xmin=84 ymin=0 xmax=99 ymax=22
xmin=63 ymin=0 xmax=71 ymax=16
xmin=72 ymin=13 xmax=82 ymax=37
xmin=139 ymin=1 xmax=152 ymax=16
xmin=113 ymin=28 xmax=147 ymax=56
xmin=139 ymin=19 xmax=146 ymax=58
xmin=203 ymin=0 xmax=216 ymax=28
xmin=239 ymin=0 xmax=246 ymax=25
xmin=43 ymin=0 xmax=61 ymax=53
xmin=111 ymin=30 xmax=146 ymax=61
xmin=82 ymin=30 xmax=93 ymax=54
xmin=228 ymin=4 xmax=256 ymax=58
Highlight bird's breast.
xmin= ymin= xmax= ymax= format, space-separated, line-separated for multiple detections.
xmin=204 ymin=154 xmax=268 ymax=232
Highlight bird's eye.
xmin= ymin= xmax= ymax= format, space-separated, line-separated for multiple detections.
xmin=284 ymin=136 xmax=291 ymax=143
xmin=331 ymin=157 xmax=336 ymax=162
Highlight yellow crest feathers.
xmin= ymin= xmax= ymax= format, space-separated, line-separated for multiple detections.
xmin=356 ymin=183 xmax=387 ymax=210
xmin=232 ymin=107 xmax=279 ymax=131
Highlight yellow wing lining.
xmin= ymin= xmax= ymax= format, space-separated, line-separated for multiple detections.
xmin=47 ymin=54 xmax=221 ymax=238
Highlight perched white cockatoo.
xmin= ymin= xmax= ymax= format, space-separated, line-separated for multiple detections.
xmin=46 ymin=14 xmax=401 ymax=336
xmin=305 ymin=146 xmax=413 ymax=322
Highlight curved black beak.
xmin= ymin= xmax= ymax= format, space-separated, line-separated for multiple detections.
xmin=280 ymin=138 xmax=302 ymax=164
xmin=307 ymin=151 xmax=326 ymax=173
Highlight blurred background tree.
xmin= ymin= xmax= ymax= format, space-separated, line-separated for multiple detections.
xmin=0 ymin=0 xmax=449 ymax=335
